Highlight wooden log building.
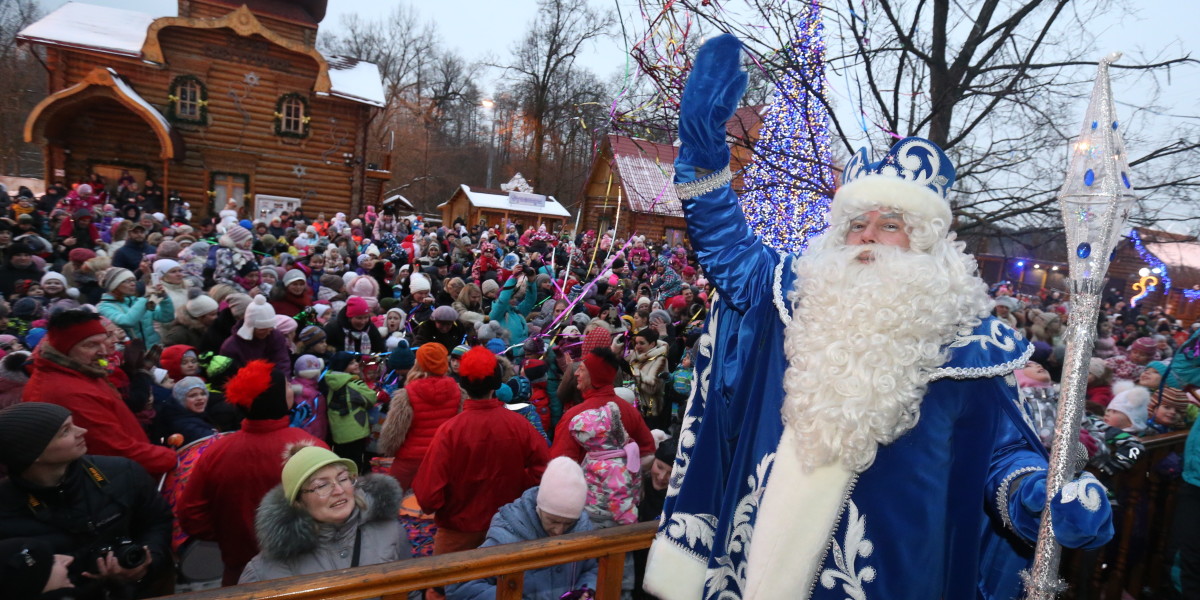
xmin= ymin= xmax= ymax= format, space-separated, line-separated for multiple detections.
xmin=18 ymin=0 xmax=387 ymax=221
xmin=578 ymin=106 xmax=765 ymax=246
xmin=439 ymin=173 xmax=570 ymax=232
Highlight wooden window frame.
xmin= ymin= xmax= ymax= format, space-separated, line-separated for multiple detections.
xmin=167 ymin=75 xmax=208 ymax=125
xmin=274 ymin=93 xmax=310 ymax=138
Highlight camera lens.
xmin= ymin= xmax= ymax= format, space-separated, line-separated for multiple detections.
xmin=115 ymin=543 xmax=147 ymax=569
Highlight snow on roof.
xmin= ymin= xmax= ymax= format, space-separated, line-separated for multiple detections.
xmin=20 ymin=4 xmax=385 ymax=108
xmin=382 ymin=193 xmax=414 ymax=209
xmin=325 ymin=56 xmax=386 ymax=108
xmin=18 ymin=2 xmax=157 ymax=58
xmin=609 ymin=136 xmax=683 ymax=217
xmin=107 ymin=69 xmax=172 ymax=135
xmin=443 ymin=185 xmax=571 ymax=218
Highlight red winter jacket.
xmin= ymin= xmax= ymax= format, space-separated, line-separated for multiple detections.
xmin=414 ymin=399 xmax=548 ymax=532
xmin=551 ymin=384 xmax=656 ymax=463
xmin=176 ymin=417 xmax=327 ymax=585
xmin=395 ymin=376 xmax=462 ymax=463
xmin=24 ymin=347 xmax=177 ymax=477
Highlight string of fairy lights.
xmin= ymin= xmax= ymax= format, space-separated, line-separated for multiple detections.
xmin=736 ymin=0 xmax=833 ymax=252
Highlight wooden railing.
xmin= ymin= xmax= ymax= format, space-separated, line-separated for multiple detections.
xmin=165 ymin=431 xmax=1190 ymax=600
xmin=1063 ymin=429 xmax=1190 ymax=599
xmin=166 ymin=521 xmax=657 ymax=600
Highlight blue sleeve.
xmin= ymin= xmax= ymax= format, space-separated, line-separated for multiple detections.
xmin=676 ymin=162 xmax=781 ymax=313
xmin=983 ymin=380 xmax=1050 ymax=542
xmin=444 ymin=525 xmax=506 ymax=600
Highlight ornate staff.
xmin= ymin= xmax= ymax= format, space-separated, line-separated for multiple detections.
xmin=1025 ymin=52 xmax=1137 ymax=599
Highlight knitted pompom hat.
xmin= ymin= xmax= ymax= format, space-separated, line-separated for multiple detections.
xmin=224 ymin=360 xmax=290 ymax=420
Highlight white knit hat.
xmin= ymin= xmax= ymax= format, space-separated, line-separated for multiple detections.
xmin=536 ymin=457 xmax=588 ymax=519
xmin=282 ymin=269 xmax=307 ymax=286
xmin=409 ymin=273 xmax=431 ymax=293
xmin=237 ymin=295 xmax=277 ymax=340
xmin=1108 ymin=386 xmax=1149 ymax=432
xmin=185 ymin=294 xmax=219 ymax=318
xmin=153 ymin=259 xmax=180 ymax=275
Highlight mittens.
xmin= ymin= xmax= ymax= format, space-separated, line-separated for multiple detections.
xmin=1009 ymin=470 xmax=1114 ymax=550
xmin=677 ymin=34 xmax=749 ymax=171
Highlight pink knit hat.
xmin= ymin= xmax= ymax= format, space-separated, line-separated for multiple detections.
xmin=345 ymin=296 xmax=370 ymax=318
xmin=536 ymin=457 xmax=588 ymax=519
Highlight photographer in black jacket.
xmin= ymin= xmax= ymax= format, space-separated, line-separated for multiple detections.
xmin=0 ymin=403 xmax=173 ymax=599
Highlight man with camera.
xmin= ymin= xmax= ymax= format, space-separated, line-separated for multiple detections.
xmin=0 ymin=402 xmax=174 ymax=599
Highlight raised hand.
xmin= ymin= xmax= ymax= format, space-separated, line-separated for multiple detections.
xmin=678 ymin=34 xmax=749 ymax=171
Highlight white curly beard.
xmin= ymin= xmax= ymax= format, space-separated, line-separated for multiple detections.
xmin=782 ymin=237 xmax=993 ymax=474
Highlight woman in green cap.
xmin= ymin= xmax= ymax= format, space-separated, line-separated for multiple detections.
xmin=239 ymin=444 xmax=409 ymax=583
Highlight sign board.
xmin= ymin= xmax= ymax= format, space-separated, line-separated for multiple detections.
xmin=254 ymin=194 xmax=302 ymax=222
xmin=509 ymin=191 xmax=547 ymax=208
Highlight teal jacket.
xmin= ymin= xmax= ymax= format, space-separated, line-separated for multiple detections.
xmin=488 ymin=278 xmax=537 ymax=358
xmin=98 ymin=292 xmax=174 ymax=347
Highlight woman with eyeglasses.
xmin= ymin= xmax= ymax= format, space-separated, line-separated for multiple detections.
xmin=239 ymin=444 xmax=410 ymax=583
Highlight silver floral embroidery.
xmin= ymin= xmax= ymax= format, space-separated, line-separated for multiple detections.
xmin=1059 ymin=473 xmax=1105 ymax=512
xmin=930 ymin=336 xmax=1034 ymax=381
xmin=665 ymin=513 xmax=719 ymax=552
xmin=819 ymin=500 xmax=876 ymax=600
xmin=705 ymin=452 xmax=774 ymax=600
xmin=667 ymin=303 xmax=717 ymax=498
xmin=947 ymin=319 xmax=1018 ymax=352
xmin=772 ymin=253 xmax=791 ymax=326
xmin=996 ymin=466 xmax=1045 ymax=531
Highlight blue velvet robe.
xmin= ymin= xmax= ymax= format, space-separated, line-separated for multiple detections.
xmin=644 ymin=167 xmax=1045 ymax=600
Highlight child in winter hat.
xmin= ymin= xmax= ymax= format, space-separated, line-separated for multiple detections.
xmin=1105 ymin=384 xmax=1150 ymax=432
xmin=237 ymin=296 xmax=278 ymax=340
xmin=291 ymin=354 xmax=328 ymax=441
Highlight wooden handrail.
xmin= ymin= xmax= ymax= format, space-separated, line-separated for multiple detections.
xmin=167 ymin=521 xmax=658 ymax=600
xmin=166 ymin=430 xmax=1193 ymax=599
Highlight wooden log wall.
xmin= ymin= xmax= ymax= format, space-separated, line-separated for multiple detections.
xmin=40 ymin=19 xmax=373 ymax=221
xmin=181 ymin=0 xmax=316 ymax=48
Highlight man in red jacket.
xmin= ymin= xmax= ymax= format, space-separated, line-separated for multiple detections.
xmin=414 ymin=347 xmax=549 ymax=555
xmin=176 ymin=360 xmax=327 ymax=585
xmin=22 ymin=309 xmax=177 ymax=477
xmin=551 ymin=348 xmax=657 ymax=467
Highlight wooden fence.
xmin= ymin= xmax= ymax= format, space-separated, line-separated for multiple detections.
xmin=165 ymin=430 xmax=1190 ymax=600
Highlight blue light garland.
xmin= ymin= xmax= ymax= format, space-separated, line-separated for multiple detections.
xmin=1128 ymin=229 xmax=1170 ymax=295
xmin=737 ymin=0 xmax=833 ymax=252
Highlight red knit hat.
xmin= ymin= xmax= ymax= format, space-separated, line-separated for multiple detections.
xmin=46 ymin=318 xmax=107 ymax=354
xmin=582 ymin=350 xmax=617 ymax=388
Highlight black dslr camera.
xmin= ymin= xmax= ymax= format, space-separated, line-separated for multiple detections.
xmin=94 ymin=538 xmax=147 ymax=569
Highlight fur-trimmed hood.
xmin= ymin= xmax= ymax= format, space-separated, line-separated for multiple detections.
xmin=253 ymin=473 xmax=402 ymax=560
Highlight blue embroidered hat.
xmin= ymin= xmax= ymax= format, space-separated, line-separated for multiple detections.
xmin=831 ymin=137 xmax=956 ymax=233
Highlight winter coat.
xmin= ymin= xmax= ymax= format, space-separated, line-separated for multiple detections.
xmin=570 ymin=402 xmax=641 ymax=527
xmin=160 ymin=319 xmax=207 ymax=349
xmin=98 ymin=292 xmax=175 ymax=347
xmin=0 ymin=455 xmax=174 ymax=600
xmin=413 ymin=398 xmax=550 ymax=532
xmin=240 ymin=475 xmax=410 ymax=583
xmin=445 ymin=487 xmax=597 ymax=600
xmin=214 ymin=244 xmax=253 ymax=291
xmin=291 ymin=375 xmax=329 ymax=442
xmin=325 ymin=371 xmax=376 ymax=444
xmin=151 ymin=395 xmax=217 ymax=445
xmin=272 ymin=287 xmax=314 ymax=318
xmin=379 ymin=375 xmax=464 ymax=489
xmin=24 ymin=344 xmax=177 ymax=477
xmin=111 ymin=239 xmax=151 ymax=272
xmin=550 ymin=385 xmax=655 ymax=467
xmin=219 ymin=328 xmax=293 ymax=377
xmin=0 ymin=259 xmax=44 ymax=298
xmin=628 ymin=340 xmax=670 ymax=415
xmin=177 ymin=417 xmax=328 ymax=585
xmin=413 ymin=319 xmax=470 ymax=354
xmin=489 ymin=278 xmax=538 ymax=358
xmin=324 ymin=308 xmax=386 ymax=354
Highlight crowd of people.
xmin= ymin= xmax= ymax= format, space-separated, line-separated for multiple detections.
xmin=0 ymin=173 xmax=1195 ymax=599
xmin=0 ymin=177 xmax=698 ymax=600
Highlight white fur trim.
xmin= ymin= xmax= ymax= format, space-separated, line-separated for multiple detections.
xmin=829 ymin=175 xmax=951 ymax=230
xmin=745 ymin=434 xmax=854 ymax=600
xmin=644 ymin=536 xmax=709 ymax=600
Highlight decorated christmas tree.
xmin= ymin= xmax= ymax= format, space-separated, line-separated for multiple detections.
xmin=737 ymin=0 xmax=833 ymax=252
